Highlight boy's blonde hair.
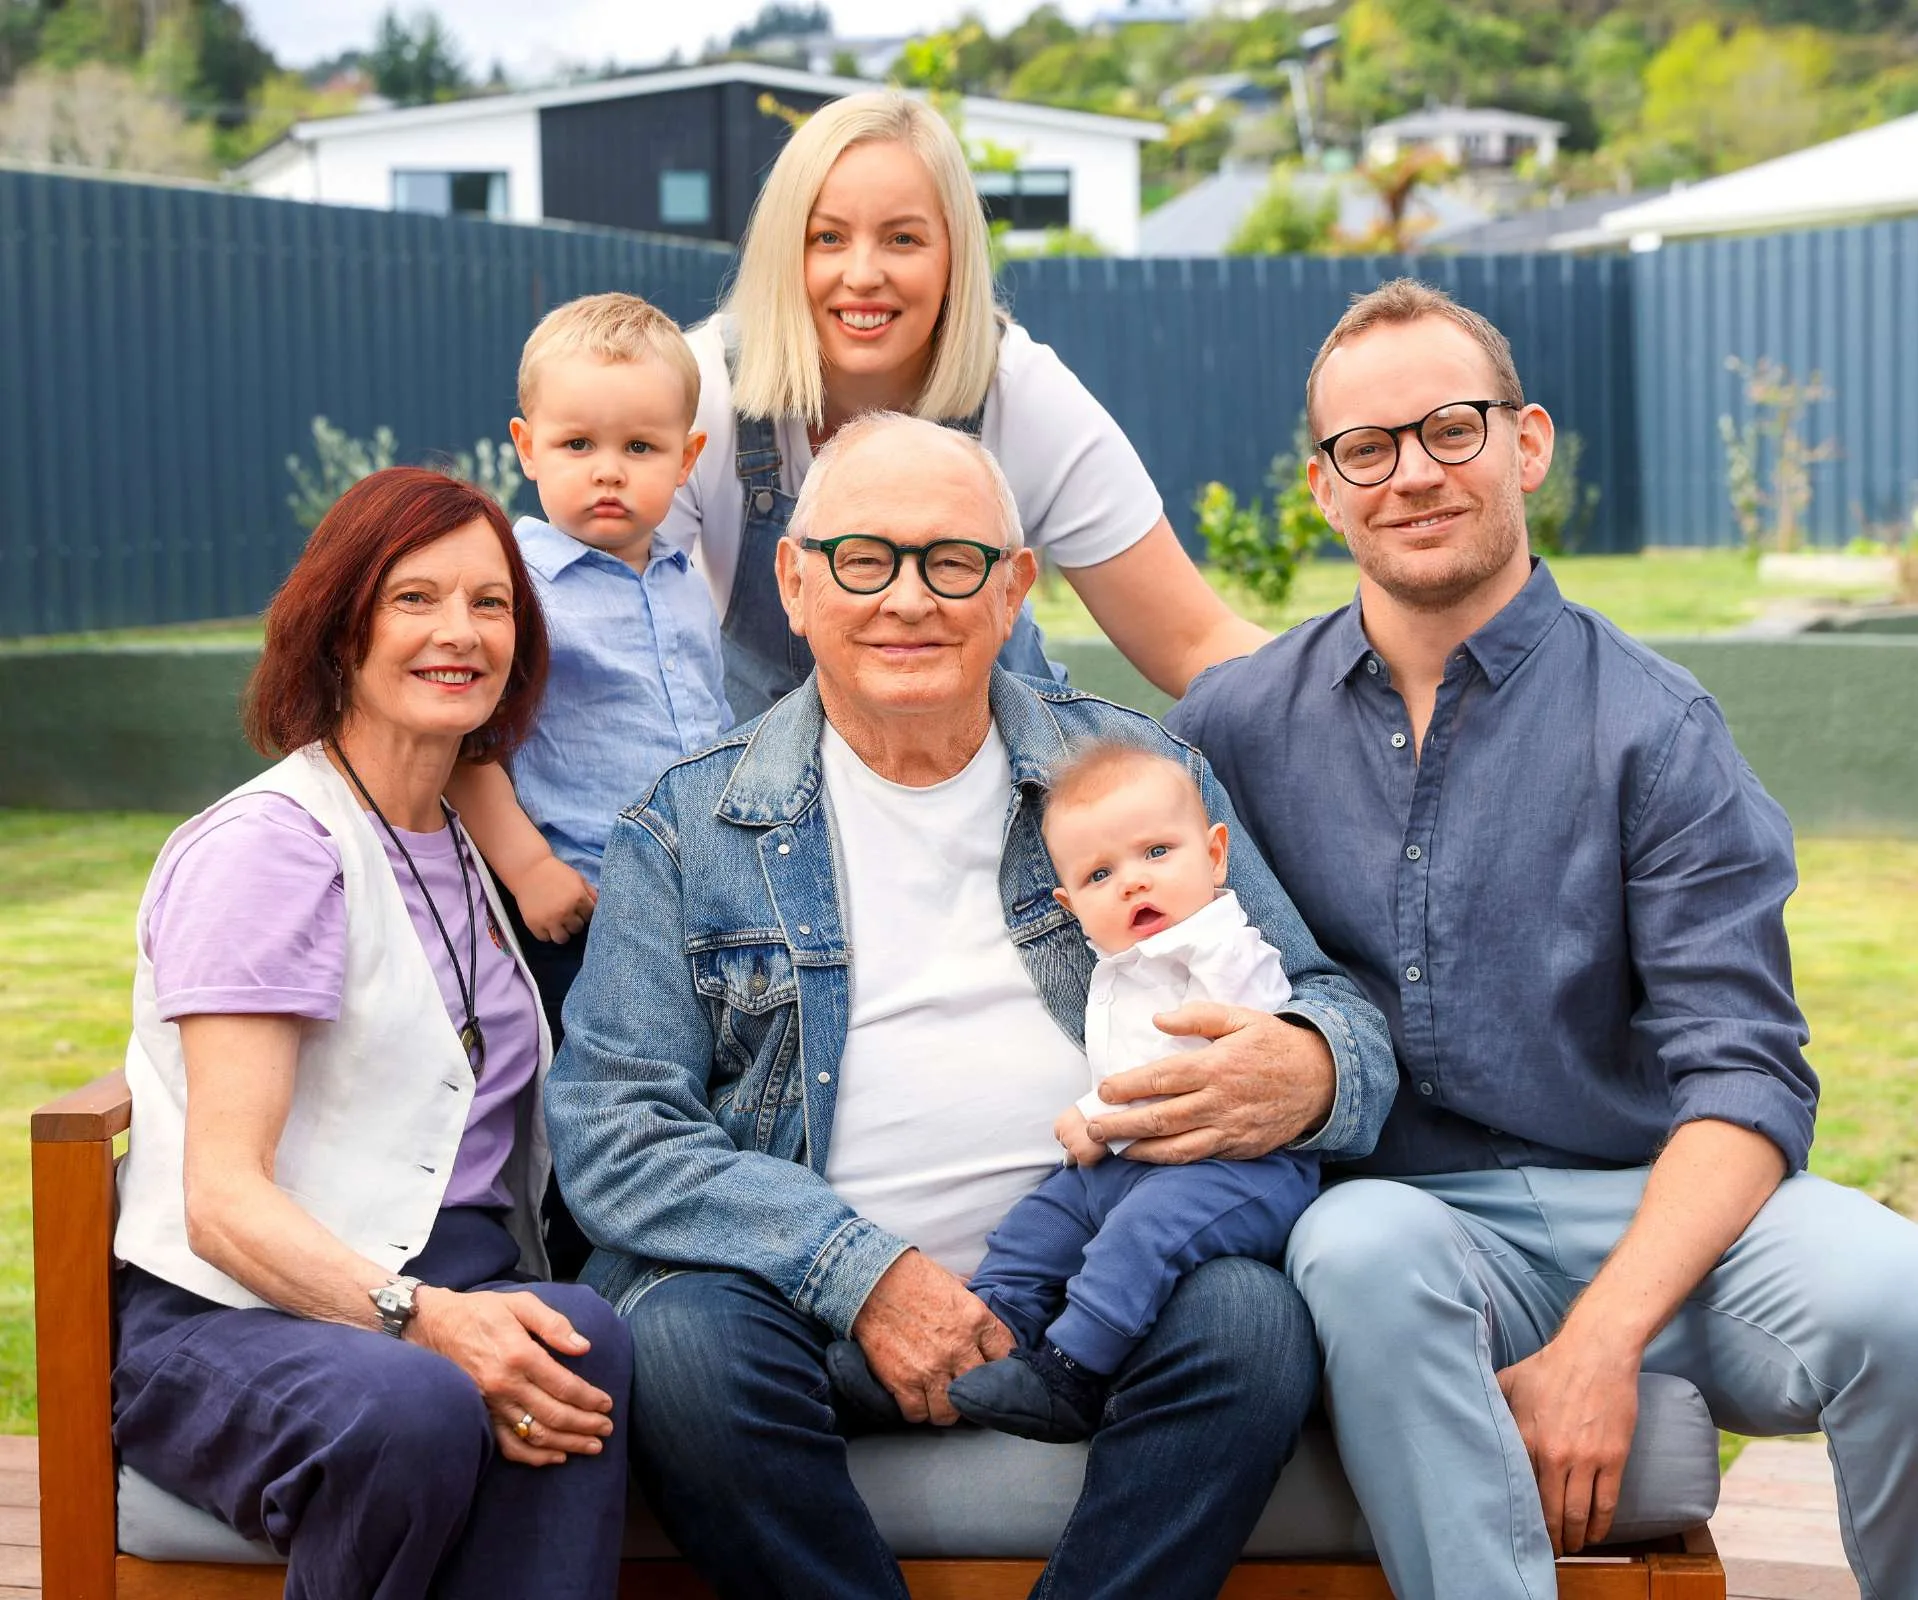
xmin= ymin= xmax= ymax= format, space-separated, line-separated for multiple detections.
xmin=1042 ymin=739 xmax=1203 ymax=845
xmin=1305 ymin=277 xmax=1524 ymax=436
xmin=720 ymin=91 xmax=1000 ymax=428
xmin=517 ymin=292 xmax=701 ymax=424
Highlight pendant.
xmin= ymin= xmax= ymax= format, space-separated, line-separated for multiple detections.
xmin=460 ymin=1019 xmax=485 ymax=1074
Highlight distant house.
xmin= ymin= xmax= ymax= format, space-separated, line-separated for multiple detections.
xmin=1594 ymin=112 xmax=1918 ymax=247
xmin=236 ymin=62 xmax=1162 ymax=255
xmin=1364 ymin=107 xmax=1565 ymax=171
xmin=1136 ymin=162 xmax=1489 ymax=256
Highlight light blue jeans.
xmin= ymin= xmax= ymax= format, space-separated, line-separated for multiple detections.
xmin=1287 ymin=1166 xmax=1918 ymax=1600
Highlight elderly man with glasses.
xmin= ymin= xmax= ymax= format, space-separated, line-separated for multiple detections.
xmin=1160 ymin=278 xmax=1918 ymax=1600
xmin=545 ymin=410 xmax=1398 ymax=1600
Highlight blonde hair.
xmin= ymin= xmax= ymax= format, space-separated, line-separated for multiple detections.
xmin=1305 ymin=278 xmax=1524 ymax=436
xmin=787 ymin=411 xmax=1023 ymax=551
xmin=517 ymin=292 xmax=701 ymax=423
xmin=1042 ymin=740 xmax=1202 ymax=844
xmin=721 ymin=92 xmax=1000 ymax=428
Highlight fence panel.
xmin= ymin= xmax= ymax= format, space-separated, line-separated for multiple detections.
xmin=1632 ymin=218 xmax=1918 ymax=548
xmin=0 ymin=169 xmax=733 ymax=639
xmin=1001 ymin=250 xmax=1641 ymax=555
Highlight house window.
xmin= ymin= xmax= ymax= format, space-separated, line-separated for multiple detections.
xmin=975 ymin=168 xmax=1072 ymax=231
xmin=392 ymin=170 xmax=509 ymax=219
xmin=660 ymin=170 xmax=713 ymax=227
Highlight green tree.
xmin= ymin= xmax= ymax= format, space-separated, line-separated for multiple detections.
xmin=1225 ymin=167 xmax=1338 ymax=255
xmin=1639 ymin=20 xmax=1841 ymax=175
xmin=368 ymin=8 xmax=470 ymax=106
xmin=728 ymin=3 xmax=830 ymax=51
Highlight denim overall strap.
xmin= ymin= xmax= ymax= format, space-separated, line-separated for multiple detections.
xmin=720 ymin=396 xmax=1061 ymax=723
xmin=722 ymin=412 xmax=815 ymax=723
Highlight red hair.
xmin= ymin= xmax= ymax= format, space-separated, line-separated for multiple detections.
xmin=244 ymin=468 xmax=548 ymax=764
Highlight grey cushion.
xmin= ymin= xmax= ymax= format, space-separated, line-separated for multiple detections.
xmin=120 ymin=1371 xmax=1719 ymax=1564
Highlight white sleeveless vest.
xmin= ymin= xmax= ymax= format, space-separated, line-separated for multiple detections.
xmin=114 ymin=744 xmax=553 ymax=1309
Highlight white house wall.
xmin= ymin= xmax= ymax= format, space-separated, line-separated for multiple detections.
xmin=963 ymin=110 xmax=1144 ymax=255
xmin=253 ymin=109 xmax=544 ymax=220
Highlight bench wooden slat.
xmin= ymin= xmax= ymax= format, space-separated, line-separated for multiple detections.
xmin=31 ymin=1069 xmax=132 ymax=1144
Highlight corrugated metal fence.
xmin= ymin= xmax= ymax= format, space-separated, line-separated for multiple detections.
xmin=4 ymin=166 xmax=1915 ymax=637
xmin=0 ymin=170 xmax=732 ymax=639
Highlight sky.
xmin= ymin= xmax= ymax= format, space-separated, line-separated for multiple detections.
xmin=238 ymin=1 xmax=1110 ymax=80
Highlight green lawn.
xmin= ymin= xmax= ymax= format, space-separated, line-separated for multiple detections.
xmin=1031 ymin=547 xmax=1893 ymax=641
xmin=3 ymin=810 xmax=1912 ymax=1432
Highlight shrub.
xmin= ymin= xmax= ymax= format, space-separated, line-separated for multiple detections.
xmin=1528 ymin=429 xmax=1601 ymax=557
xmin=285 ymin=416 xmax=521 ymax=530
xmin=1196 ymin=416 xmax=1325 ymax=607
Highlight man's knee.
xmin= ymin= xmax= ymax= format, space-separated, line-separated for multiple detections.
xmin=1145 ymin=1258 xmax=1318 ymax=1425
xmin=1286 ymin=1179 xmax=1468 ymax=1323
xmin=345 ymin=1344 xmax=492 ymax=1500
xmin=526 ymin=1281 xmax=633 ymax=1396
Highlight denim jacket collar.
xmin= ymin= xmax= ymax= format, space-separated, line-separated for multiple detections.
xmin=715 ymin=668 xmax=1079 ymax=829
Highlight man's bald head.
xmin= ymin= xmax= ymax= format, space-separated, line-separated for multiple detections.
xmin=787 ymin=411 xmax=1024 ymax=553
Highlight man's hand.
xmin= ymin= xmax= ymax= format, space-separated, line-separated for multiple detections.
xmin=1496 ymin=1329 xmax=1641 ymax=1554
xmin=1054 ymin=1105 xmax=1108 ymax=1166
xmin=410 ymin=1286 xmax=617 ymax=1467
xmin=515 ymin=856 xmax=598 ymax=945
xmin=851 ymin=1251 xmax=1013 ymax=1426
xmin=1083 ymin=1004 xmax=1334 ymax=1163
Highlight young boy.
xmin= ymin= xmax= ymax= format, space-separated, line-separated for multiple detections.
xmin=829 ymin=740 xmax=1319 ymax=1442
xmin=449 ymin=293 xmax=730 ymax=1033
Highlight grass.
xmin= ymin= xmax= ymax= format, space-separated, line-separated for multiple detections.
xmin=3 ymin=812 xmax=1912 ymax=1435
xmin=1030 ymin=547 xmax=1896 ymax=642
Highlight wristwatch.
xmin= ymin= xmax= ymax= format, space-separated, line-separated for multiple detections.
xmin=368 ymin=1276 xmax=423 ymax=1338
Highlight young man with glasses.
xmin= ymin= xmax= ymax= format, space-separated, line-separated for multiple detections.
xmin=1151 ymin=278 xmax=1918 ymax=1600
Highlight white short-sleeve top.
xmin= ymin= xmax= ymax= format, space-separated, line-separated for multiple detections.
xmin=660 ymin=315 xmax=1165 ymax=622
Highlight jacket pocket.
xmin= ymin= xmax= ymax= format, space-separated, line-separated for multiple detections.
xmin=691 ymin=941 xmax=801 ymax=1149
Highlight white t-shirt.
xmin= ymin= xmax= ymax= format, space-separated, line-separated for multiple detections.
xmin=819 ymin=720 xmax=1091 ymax=1278
xmin=662 ymin=316 xmax=1165 ymax=622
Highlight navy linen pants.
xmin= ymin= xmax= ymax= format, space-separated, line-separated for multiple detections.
xmin=969 ymin=1151 xmax=1320 ymax=1372
xmin=112 ymin=1207 xmax=630 ymax=1600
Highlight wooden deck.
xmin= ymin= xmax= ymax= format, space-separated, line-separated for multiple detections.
xmin=0 ymin=1432 xmax=1858 ymax=1598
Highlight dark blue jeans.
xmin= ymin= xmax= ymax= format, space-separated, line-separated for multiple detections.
xmin=113 ymin=1208 xmax=630 ymax=1600
xmin=627 ymin=1255 xmax=1319 ymax=1600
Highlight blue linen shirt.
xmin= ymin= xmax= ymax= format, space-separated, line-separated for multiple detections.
xmin=512 ymin=517 xmax=732 ymax=886
xmin=1167 ymin=559 xmax=1818 ymax=1178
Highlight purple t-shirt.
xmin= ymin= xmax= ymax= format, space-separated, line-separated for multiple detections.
xmin=142 ymin=792 xmax=540 ymax=1210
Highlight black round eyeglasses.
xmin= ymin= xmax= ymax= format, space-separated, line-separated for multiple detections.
xmin=799 ymin=534 xmax=1010 ymax=599
xmin=1316 ymin=399 xmax=1521 ymax=487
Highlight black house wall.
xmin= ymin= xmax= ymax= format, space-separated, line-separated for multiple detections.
xmin=539 ymin=83 xmax=836 ymax=242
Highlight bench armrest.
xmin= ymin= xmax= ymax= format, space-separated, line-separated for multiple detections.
xmin=33 ymin=1068 xmax=128 ymax=1594
xmin=32 ymin=1068 xmax=131 ymax=1143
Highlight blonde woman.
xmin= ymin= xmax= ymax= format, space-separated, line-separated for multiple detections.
xmin=660 ymin=90 xmax=1270 ymax=721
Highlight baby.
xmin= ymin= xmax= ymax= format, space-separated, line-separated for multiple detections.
xmin=831 ymin=739 xmax=1320 ymax=1442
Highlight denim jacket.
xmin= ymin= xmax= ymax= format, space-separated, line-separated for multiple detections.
xmin=546 ymin=670 xmax=1398 ymax=1334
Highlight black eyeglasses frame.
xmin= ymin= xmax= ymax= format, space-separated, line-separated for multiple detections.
xmin=798 ymin=534 xmax=1011 ymax=599
xmin=1315 ymin=399 xmax=1523 ymax=487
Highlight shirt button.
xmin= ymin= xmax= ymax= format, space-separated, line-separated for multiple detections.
xmin=797 ymin=923 xmax=812 ymax=936
xmin=1418 ymin=1081 xmax=1434 ymax=1096
xmin=1405 ymin=844 xmax=1422 ymax=861
xmin=777 ymin=843 xmax=791 ymax=855
xmin=1366 ymin=658 xmax=1380 ymax=675
xmin=1391 ymin=732 xmax=1407 ymax=749
xmin=1406 ymin=965 xmax=1422 ymax=983
xmin=817 ymin=1071 xmax=832 ymax=1084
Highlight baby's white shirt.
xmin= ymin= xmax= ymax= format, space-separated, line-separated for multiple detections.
xmin=1076 ymin=890 xmax=1292 ymax=1153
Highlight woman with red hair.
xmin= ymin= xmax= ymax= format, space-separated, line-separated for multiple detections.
xmin=109 ymin=468 xmax=629 ymax=1600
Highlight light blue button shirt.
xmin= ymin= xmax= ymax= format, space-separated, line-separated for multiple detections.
xmin=512 ymin=516 xmax=733 ymax=887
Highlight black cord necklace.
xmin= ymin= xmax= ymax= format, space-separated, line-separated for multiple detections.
xmin=331 ymin=743 xmax=485 ymax=1074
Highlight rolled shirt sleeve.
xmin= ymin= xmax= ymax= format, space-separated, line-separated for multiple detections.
xmin=1625 ymin=698 xmax=1816 ymax=1170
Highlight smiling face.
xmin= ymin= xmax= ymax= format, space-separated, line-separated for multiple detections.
xmin=343 ymin=518 xmax=516 ymax=751
xmin=509 ymin=353 xmax=704 ymax=570
xmin=1307 ymin=315 xmax=1554 ymax=617
xmin=1045 ymin=758 xmax=1229 ymax=955
xmin=776 ymin=426 xmax=1033 ymax=736
xmin=804 ymin=139 xmax=952 ymax=407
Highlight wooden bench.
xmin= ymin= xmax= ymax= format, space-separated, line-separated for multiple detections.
xmin=33 ymin=1070 xmax=1727 ymax=1598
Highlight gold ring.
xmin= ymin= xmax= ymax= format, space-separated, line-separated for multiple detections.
xmin=514 ymin=1412 xmax=534 ymax=1440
